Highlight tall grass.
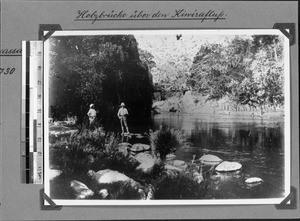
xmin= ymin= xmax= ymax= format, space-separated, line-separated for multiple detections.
xmin=50 ymin=128 xmax=122 ymax=173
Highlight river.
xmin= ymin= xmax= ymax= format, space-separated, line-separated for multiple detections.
xmin=109 ymin=112 xmax=285 ymax=200
xmin=151 ymin=113 xmax=285 ymax=200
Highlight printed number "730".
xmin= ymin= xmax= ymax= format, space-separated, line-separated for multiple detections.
xmin=0 ymin=68 xmax=15 ymax=75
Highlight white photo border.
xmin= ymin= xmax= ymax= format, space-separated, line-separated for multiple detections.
xmin=43 ymin=29 xmax=290 ymax=206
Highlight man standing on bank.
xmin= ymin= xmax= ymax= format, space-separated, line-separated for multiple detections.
xmin=87 ymin=103 xmax=97 ymax=128
xmin=117 ymin=102 xmax=130 ymax=134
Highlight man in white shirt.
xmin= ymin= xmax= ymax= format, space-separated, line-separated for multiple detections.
xmin=117 ymin=102 xmax=130 ymax=134
xmin=87 ymin=103 xmax=96 ymax=127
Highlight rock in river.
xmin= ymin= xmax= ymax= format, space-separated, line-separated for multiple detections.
xmin=130 ymin=143 xmax=151 ymax=152
xmin=199 ymin=154 xmax=222 ymax=165
xmin=118 ymin=142 xmax=132 ymax=148
xmin=245 ymin=177 xmax=263 ymax=184
xmin=215 ymin=161 xmax=242 ymax=172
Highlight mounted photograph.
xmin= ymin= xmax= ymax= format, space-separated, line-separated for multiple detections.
xmin=43 ymin=29 xmax=290 ymax=205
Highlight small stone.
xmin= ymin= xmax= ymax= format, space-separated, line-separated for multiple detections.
xmin=146 ymin=185 xmax=154 ymax=200
xmin=135 ymin=134 xmax=144 ymax=139
xmin=193 ymin=172 xmax=204 ymax=184
xmin=165 ymin=153 xmax=176 ymax=161
xmin=138 ymin=189 xmax=147 ymax=200
xmin=99 ymin=189 xmax=109 ymax=199
xmin=215 ymin=161 xmax=242 ymax=172
xmin=70 ymin=180 xmax=94 ymax=199
xmin=171 ymin=160 xmax=187 ymax=170
xmin=118 ymin=143 xmax=131 ymax=156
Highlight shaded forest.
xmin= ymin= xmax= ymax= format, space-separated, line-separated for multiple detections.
xmin=48 ymin=35 xmax=153 ymax=126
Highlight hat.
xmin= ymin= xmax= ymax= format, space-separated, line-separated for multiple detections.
xmin=90 ymin=104 xmax=94 ymax=108
xmin=120 ymin=102 xmax=125 ymax=107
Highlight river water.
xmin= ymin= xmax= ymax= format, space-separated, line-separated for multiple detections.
xmin=151 ymin=113 xmax=286 ymax=200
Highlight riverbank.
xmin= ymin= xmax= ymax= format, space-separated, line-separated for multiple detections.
xmin=48 ymin=126 xmax=210 ymax=200
xmin=153 ymin=91 xmax=284 ymax=120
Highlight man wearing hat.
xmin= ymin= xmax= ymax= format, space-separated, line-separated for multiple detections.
xmin=117 ymin=102 xmax=130 ymax=134
xmin=87 ymin=103 xmax=97 ymax=127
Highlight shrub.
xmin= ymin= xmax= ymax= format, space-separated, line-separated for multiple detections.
xmin=150 ymin=124 xmax=186 ymax=160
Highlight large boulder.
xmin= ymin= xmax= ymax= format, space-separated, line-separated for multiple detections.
xmin=87 ymin=169 xmax=147 ymax=200
xmin=199 ymin=154 xmax=222 ymax=165
xmin=49 ymin=169 xmax=62 ymax=180
xmin=70 ymin=180 xmax=94 ymax=199
xmin=135 ymin=153 xmax=157 ymax=173
xmin=87 ymin=169 xmax=143 ymax=191
xmin=88 ymin=169 xmax=134 ymax=184
xmin=215 ymin=161 xmax=242 ymax=172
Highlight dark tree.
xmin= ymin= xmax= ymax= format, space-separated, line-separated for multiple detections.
xmin=48 ymin=35 xmax=153 ymax=126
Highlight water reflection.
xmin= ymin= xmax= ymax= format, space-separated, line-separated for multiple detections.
xmin=152 ymin=113 xmax=285 ymax=199
xmin=153 ymin=113 xmax=284 ymax=153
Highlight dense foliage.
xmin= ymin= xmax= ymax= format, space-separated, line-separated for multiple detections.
xmin=48 ymin=35 xmax=153 ymax=125
xmin=153 ymin=172 xmax=208 ymax=199
xmin=187 ymin=35 xmax=285 ymax=111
